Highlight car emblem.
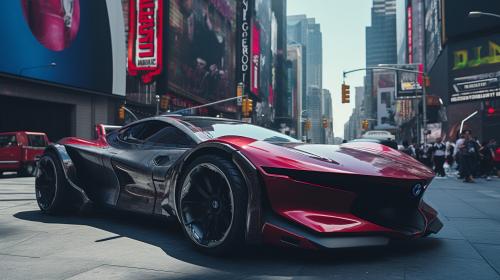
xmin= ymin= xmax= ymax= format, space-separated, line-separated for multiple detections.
xmin=412 ymin=184 xmax=423 ymax=197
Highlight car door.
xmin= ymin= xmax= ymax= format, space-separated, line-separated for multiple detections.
xmin=111 ymin=120 xmax=196 ymax=214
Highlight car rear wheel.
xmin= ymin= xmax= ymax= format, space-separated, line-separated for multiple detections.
xmin=35 ymin=152 xmax=74 ymax=214
xmin=177 ymin=155 xmax=247 ymax=255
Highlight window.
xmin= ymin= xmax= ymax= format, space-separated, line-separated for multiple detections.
xmin=27 ymin=135 xmax=47 ymax=147
xmin=0 ymin=135 xmax=17 ymax=148
xmin=118 ymin=121 xmax=167 ymax=144
xmin=145 ymin=125 xmax=196 ymax=148
xmin=182 ymin=119 xmax=300 ymax=143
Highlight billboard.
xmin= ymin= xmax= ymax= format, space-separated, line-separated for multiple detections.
xmin=449 ymin=35 xmax=500 ymax=103
xmin=424 ymin=0 xmax=442 ymax=71
xmin=396 ymin=64 xmax=424 ymax=99
xmin=127 ymin=0 xmax=163 ymax=84
xmin=0 ymin=1 xmax=126 ymax=96
xmin=166 ymin=0 xmax=237 ymax=106
xmin=373 ymin=70 xmax=397 ymax=128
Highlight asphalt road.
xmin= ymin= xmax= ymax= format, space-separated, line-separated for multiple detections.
xmin=1 ymin=174 xmax=500 ymax=280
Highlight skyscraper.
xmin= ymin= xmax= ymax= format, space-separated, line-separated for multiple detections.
xmin=287 ymin=15 xmax=323 ymax=143
xmin=365 ymin=0 xmax=397 ymax=122
xmin=322 ymin=89 xmax=334 ymax=144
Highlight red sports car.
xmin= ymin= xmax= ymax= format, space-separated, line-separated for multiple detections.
xmin=35 ymin=116 xmax=442 ymax=255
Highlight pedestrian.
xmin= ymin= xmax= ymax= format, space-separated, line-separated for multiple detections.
xmin=446 ymin=141 xmax=455 ymax=168
xmin=402 ymin=140 xmax=416 ymax=158
xmin=480 ymin=139 xmax=496 ymax=180
xmin=433 ymin=138 xmax=446 ymax=177
xmin=459 ymin=130 xmax=480 ymax=183
xmin=455 ymin=132 xmax=465 ymax=178
xmin=417 ymin=143 xmax=432 ymax=168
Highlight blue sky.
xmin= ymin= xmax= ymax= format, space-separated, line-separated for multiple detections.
xmin=287 ymin=0 xmax=372 ymax=138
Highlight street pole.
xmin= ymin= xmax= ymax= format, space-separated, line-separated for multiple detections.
xmin=343 ymin=65 xmax=428 ymax=145
xmin=155 ymin=95 xmax=160 ymax=116
xmin=468 ymin=11 xmax=500 ymax=19
xmin=422 ymin=75 xmax=427 ymax=147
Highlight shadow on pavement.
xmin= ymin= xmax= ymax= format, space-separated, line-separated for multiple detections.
xmin=13 ymin=209 xmax=443 ymax=277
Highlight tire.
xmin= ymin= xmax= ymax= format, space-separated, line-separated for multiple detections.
xmin=19 ymin=163 xmax=36 ymax=177
xmin=35 ymin=151 xmax=74 ymax=214
xmin=177 ymin=155 xmax=248 ymax=256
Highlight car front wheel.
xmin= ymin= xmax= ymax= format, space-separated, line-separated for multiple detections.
xmin=177 ymin=155 xmax=247 ymax=255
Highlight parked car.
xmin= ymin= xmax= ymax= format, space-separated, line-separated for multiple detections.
xmin=35 ymin=116 xmax=441 ymax=255
xmin=350 ymin=138 xmax=399 ymax=150
xmin=0 ymin=131 xmax=49 ymax=177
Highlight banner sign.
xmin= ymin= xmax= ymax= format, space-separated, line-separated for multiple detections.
xmin=127 ymin=0 xmax=163 ymax=84
xmin=449 ymin=35 xmax=500 ymax=103
xmin=396 ymin=64 xmax=423 ymax=99
xmin=251 ymin=22 xmax=261 ymax=95
xmin=236 ymin=0 xmax=252 ymax=95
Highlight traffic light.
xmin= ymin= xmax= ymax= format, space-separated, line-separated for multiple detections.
xmin=118 ymin=106 xmax=125 ymax=120
xmin=305 ymin=119 xmax=312 ymax=131
xmin=341 ymin=84 xmax=350 ymax=104
xmin=242 ymin=97 xmax=253 ymax=117
xmin=160 ymin=95 xmax=169 ymax=110
xmin=361 ymin=120 xmax=369 ymax=130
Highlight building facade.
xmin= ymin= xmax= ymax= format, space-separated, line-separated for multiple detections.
xmin=285 ymin=43 xmax=304 ymax=139
xmin=322 ymin=89 xmax=334 ymax=144
xmin=365 ymin=0 xmax=397 ymax=125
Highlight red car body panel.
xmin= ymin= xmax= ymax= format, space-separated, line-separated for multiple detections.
xmin=0 ymin=131 xmax=48 ymax=173
xmin=208 ymin=135 xmax=440 ymax=249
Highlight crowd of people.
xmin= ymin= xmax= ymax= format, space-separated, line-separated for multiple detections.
xmin=400 ymin=130 xmax=500 ymax=183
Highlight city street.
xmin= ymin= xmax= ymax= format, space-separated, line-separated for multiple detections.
xmin=0 ymin=175 xmax=499 ymax=279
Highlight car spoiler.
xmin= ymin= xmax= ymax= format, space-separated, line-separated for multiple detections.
xmin=95 ymin=124 xmax=122 ymax=145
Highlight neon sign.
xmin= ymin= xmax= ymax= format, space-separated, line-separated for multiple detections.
xmin=453 ymin=41 xmax=500 ymax=70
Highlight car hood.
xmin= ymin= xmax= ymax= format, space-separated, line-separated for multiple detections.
xmin=237 ymin=140 xmax=435 ymax=181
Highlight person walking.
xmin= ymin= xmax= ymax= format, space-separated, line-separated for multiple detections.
xmin=433 ymin=138 xmax=446 ymax=177
xmin=460 ymin=130 xmax=480 ymax=183
xmin=455 ymin=132 xmax=465 ymax=178
xmin=480 ymin=139 xmax=496 ymax=180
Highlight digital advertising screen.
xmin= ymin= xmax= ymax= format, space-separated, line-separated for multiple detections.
xmin=0 ymin=0 xmax=127 ymax=96
xmin=166 ymin=0 xmax=237 ymax=104
xmin=448 ymin=34 xmax=500 ymax=103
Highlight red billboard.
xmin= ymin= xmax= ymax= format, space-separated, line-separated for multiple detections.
xmin=127 ymin=0 xmax=164 ymax=84
xmin=251 ymin=22 xmax=261 ymax=95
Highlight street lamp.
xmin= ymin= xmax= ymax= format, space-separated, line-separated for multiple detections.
xmin=468 ymin=11 xmax=500 ymax=19
xmin=19 ymin=62 xmax=57 ymax=76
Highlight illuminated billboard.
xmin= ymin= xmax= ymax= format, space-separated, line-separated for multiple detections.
xmin=0 ymin=1 xmax=126 ymax=96
xmin=166 ymin=0 xmax=237 ymax=106
xmin=448 ymin=35 xmax=500 ymax=103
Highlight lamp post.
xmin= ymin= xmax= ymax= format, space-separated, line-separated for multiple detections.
xmin=468 ymin=11 xmax=500 ymax=19
xmin=19 ymin=62 xmax=57 ymax=76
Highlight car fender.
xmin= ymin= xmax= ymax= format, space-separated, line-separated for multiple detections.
xmin=43 ymin=144 xmax=91 ymax=208
xmin=172 ymin=141 xmax=263 ymax=244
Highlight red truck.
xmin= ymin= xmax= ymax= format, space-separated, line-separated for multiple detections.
xmin=0 ymin=131 xmax=49 ymax=177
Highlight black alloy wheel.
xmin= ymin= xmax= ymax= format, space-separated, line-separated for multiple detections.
xmin=35 ymin=156 xmax=58 ymax=210
xmin=178 ymin=155 xmax=247 ymax=255
xmin=35 ymin=152 xmax=73 ymax=214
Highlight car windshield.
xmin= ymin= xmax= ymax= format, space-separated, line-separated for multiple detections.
xmin=0 ymin=134 xmax=17 ymax=148
xmin=182 ymin=119 xmax=300 ymax=143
